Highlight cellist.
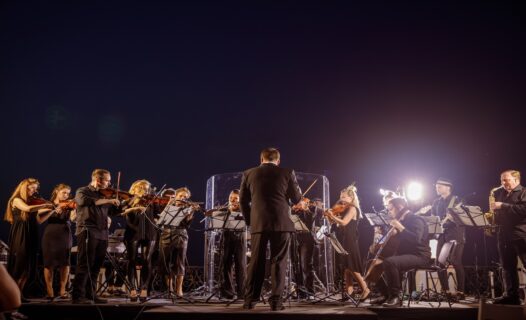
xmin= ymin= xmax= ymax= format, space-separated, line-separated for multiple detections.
xmin=368 ymin=197 xmax=431 ymax=307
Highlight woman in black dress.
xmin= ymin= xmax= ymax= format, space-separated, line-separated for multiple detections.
xmin=120 ymin=180 xmax=161 ymax=302
xmin=4 ymin=178 xmax=53 ymax=298
xmin=324 ymin=185 xmax=370 ymax=300
xmin=40 ymin=184 xmax=77 ymax=300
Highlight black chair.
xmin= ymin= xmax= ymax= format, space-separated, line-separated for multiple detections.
xmin=402 ymin=240 xmax=457 ymax=307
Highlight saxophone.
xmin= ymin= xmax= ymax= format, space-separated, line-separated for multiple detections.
xmin=484 ymin=186 xmax=503 ymax=236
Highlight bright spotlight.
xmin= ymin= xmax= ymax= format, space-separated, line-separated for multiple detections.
xmin=379 ymin=188 xmax=386 ymax=196
xmin=406 ymin=182 xmax=423 ymax=201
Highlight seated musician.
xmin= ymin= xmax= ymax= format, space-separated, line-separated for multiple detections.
xmin=369 ymin=197 xmax=432 ymax=307
xmin=215 ymin=189 xmax=247 ymax=299
xmin=157 ymin=187 xmax=196 ymax=297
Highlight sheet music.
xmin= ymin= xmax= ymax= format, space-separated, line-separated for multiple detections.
xmin=450 ymin=204 xmax=488 ymax=227
xmin=209 ymin=210 xmax=246 ymax=230
xmin=290 ymin=214 xmax=310 ymax=232
xmin=420 ymin=215 xmax=443 ymax=234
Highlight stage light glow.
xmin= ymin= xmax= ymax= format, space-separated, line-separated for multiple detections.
xmin=406 ymin=182 xmax=423 ymax=201
xmin=379 ymin=188 xmax=386 ymax=196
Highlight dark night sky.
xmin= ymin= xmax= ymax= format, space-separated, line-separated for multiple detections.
xmin=1 ymin=1 xmax=524 ymax=265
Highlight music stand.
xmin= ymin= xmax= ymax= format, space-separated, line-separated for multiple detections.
xmin=421 ymin=215 xmax=443 ymax=235
xmin=205 ymin=210 xmax=246 ymax=302
xmin=450 ymin=205 xmax=487 ymax=228
xmin=450 ymin=204 xmax=490 ymax=298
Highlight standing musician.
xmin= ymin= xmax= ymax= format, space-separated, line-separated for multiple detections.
xmin=368 ymin=197 xmax=431 ymax=307
xmin=240 ymin=147 xmax=302 ymax=311
xmin=72 ymin=169 xmax=121 ymax=304
xmin=4 ymin=178 xmax=53 ymax=301
xmin=40 ymin=184 xmax=77 ymax=300
xmin=291 ymin=198 xmax=318 ymax=300
xmin=490 ymin=170 xmax=526 ymax=305
xmin=324 ymin=185 xmax=370 ymax=301
xmin=157 ymin=187 xmax=196 ymax=297
xmin=216 ymin=189 xmax=247 ymax=299
xmin=120 ymin=180 xmax=162 ymax=302
xmin=429 ymin=178 xmax=465 ymax=300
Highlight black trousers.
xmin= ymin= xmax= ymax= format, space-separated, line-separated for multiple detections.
xmin=125 ymin=239 xmax=157 ymax=291
xmin=219 ymin=230 xmax=247 ymax=297
xmin=382 ymin=254 xmax=431 ymax=298
xmin=291 ymin=232 xmax=315 ymax=294
xmin=245 ymin=232 xmax=291 ymax=302
xmin=497 ymin=236 xmax=526 ymax=298
xmin=436 ymin=237 xmax=465 ymax=292
xmin=159 ymin=228 xmax=188 ymax=276
xmin=73 ymin=230 xmax=107 ymax=299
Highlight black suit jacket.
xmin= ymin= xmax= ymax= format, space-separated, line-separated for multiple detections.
xmin=239 ymin=163 xmax=302 ymax=233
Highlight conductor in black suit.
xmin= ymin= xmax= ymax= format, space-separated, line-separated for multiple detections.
xmin=240 ymin=147 xmax=302 ymax=311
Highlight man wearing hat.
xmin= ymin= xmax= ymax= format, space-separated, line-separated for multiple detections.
xmin=429 ymin=177 xmax=465 ymax=300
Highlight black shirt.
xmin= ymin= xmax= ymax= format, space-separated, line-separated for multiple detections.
xmin=74 ymin=185 xmax=118 ymax=240
xmin=430 ymin=194 xmax=465 ymax=243
xmin=398 ymin=211 xmax=432 ymax=259
xmin=494 ymin=185 xmax=526 ymax=241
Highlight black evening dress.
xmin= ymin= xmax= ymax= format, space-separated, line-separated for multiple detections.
xmin=42 ymin=209 xmax=73 ymax=267
xmin=7 ymin=206 xmax=39 ymax=279
xmin=335 ymin=205 xmax=363 ymax=273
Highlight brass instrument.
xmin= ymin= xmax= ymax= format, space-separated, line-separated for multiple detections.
xmin=484 ymin=186 xmax=503 ymax=236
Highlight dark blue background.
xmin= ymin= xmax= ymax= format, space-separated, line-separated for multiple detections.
xmin=1 ymin=1 xmax=523 ymax=267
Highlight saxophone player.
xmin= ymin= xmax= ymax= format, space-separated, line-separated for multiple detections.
xmin=490 ymin=170 xmax=526 ymax=305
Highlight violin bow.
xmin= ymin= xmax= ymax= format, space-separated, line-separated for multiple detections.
xmin=302 ymin=179 xmax=318 ymax=197
xmin=116 ymin=171 xmax=121 ymax=202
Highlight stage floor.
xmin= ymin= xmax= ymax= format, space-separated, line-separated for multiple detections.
xmin=17 ymin=295 xmax=481 ymax=320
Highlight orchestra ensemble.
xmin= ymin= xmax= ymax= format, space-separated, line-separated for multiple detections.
xmin=3 ymin=148 xmax=526 ymax=311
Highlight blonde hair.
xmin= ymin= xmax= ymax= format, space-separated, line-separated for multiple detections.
xmin=4 ymin=178 xmax=40 ymax=224
xmin=340 ymin=184 xmax=361 ymax=214
xmin=175 ymin=187 xmax=191 ymax=198
xmin=50 ymin=184 xmax=71 ymax=202
xmin=129 ymin=180 xmax=151 ymax=196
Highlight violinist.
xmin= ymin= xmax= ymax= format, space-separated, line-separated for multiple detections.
xmin=40 ymin=184 xmax=77 ymax=300
xmin=157 ymin=187 xmax=197 ymax=297
xmin=216 ymin=189 xmax=246 ymax=299
xmin=324 ymin=185 xmax=370 ymax=301
xmin=4 ymin=178 xmax=53 ymax=301
xmin=370 ymin=197 xmax=431 ymax=307
xmin=291 ymin=197 xmax=318 ymax=300
xmin=120 ymin=180 xmax=162 ymax=302
xmin=72 ymin=169 xmax=121 ymax=304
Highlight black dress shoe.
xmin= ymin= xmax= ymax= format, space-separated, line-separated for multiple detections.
xmin=72 ymin=298 xmax=94 ymax=304
xmin=493 ymin=295 xmax=521 ymax=305
xmin=270 ymin=302 xmax=285 ymax=311
xmin=369 ymin=295 xmax=387 ymax=305
xmin=242 ymin=300 xmax=256 ymax=309
xmin=89 ymin=296 xmax=108 ymax=304
xmin=382 ymin=296 xmax=401 ymax=307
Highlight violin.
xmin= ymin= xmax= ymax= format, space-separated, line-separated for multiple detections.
xmin=324 ymin=200 xmax=351 ymax=218
xmin=292 ymin=197 xmax=323 ymax=213
xmin=176 ymin=199 xmax=203 ymax=211
xmin=57 ymin=199 xmax=77 ymax=210
xmin=137 ymin=194 xmax=173 ymax=207
xmin=28 ymin=195 xmax=53 ymax=206
xmin=99 ymin=188 xmax=133 ymax=200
